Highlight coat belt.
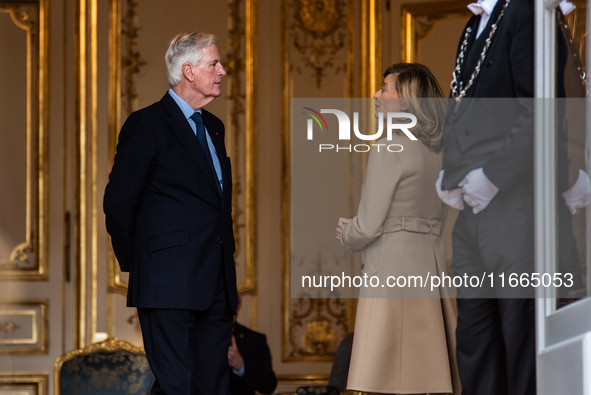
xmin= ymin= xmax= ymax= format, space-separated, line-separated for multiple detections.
xmin=382 ymin=217 xmax=442 ymax=236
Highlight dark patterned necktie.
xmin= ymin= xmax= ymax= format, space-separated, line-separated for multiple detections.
xmin=190 ymin=112 xmax=222 ymax=196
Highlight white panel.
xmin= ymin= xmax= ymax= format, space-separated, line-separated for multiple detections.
xmin=546 ymin=298 xmax=591 ymax=346
xmin=539 ymin=332 xmax=591 ymax=395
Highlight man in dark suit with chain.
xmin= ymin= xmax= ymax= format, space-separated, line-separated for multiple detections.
xmin=104 ymin=31 xmax=237 ymax=394
xmin=436 ymin=0 xmax=588 ymax=394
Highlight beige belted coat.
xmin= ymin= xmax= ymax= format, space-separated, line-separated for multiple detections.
xmin=341 ymin=134 xmax=461 ymax=394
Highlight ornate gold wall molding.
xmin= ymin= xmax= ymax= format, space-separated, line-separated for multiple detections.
xmin=360 ymin=0 xmax=382 ymax=98
xmin=107 ymin=0 xmax=127 ymax=296
xmin=107 ymin=0 xmax=145 ymax=296
xmin=285 ymin=298 xmax=349 ymax=362
xmin=121 ymin=0 xmax=145 ymax=117
xmin=73 ymin=0 xmax=99 ymax=348
xmin=401 ymin=1 xmax=471 ymax=63
xmin=0 ymin=0 xmax=49 ymax=281
xmin=0 ymin=299 xmax=47 ymax=355
xmin=0 ymin=373 xmax=48 ymax=395
xmin=281 ymin=0 xmax=356 ymax=364
xmin=226 ymin=0 xmax=258 ymax=297
xmin=0 ymin=321 xmax=18 ymax=334
xmin=0 ymin=2 xmax=35 ymax=30
xmin=291 ymin=0 xmax=347 ymax=88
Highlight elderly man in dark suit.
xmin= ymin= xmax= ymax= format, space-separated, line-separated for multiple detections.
xmin=104 ymin=31 xmax=237 ymax=394
xmin=437 ymin=1 xmax=588 ymax=394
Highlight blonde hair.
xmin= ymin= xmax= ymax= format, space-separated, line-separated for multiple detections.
xmin=383 ymin=63 xmax=446 ymax=152
xmin=165 ymin=32 xmax=216 ymax=87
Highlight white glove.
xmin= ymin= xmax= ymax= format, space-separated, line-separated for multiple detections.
xmin=436 ymin=170 xmax=465 ymax=210
xmin=559 ymin=0 xmax=576 ymax=15
xmin=562 ymin=169 xmax=591 ymax=215
xmin=460 ymin=167 xmax=499 ymax=214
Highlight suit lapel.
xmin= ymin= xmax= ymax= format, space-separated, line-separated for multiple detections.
xmin=161 ymin=93 xmax=221 ymax=197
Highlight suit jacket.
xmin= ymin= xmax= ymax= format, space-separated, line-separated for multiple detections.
xmin=104 ymin=92 xmax=237 ymax=312
xmin=230 ymin=322 xmax=277 ymax=395
xmin=442 ymin=0 xmax=581 ymax=292
xmin=442 ymin=0 xmax=535 ymax=192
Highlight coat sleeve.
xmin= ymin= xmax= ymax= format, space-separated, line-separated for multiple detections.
xmin=341 ymin=147 xmax=404 ymax=253
xmin=103 ymin=111 xmax=158 ymax=271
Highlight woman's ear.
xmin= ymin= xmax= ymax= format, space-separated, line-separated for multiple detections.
xmin=400 ymin=100 xmax=409 ymax=111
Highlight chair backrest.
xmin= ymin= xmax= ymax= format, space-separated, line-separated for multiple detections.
xmin=54 ymin=337 xmax=154 ymax=395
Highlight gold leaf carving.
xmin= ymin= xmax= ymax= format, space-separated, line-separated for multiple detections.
xmin=0 ymin=321 xmax=19 ymax=334
xmin=0 ymin=2 xmax=36 ymax=32
xmin=291 ymin=0 xmax=346 ymax=88
xmin=121 ymin=0 xmax=146 ymax=116
xmin=288 ymin=298 xmax=347 ymax=359
xmin=0 ymin=242 xmax=34 ymax=270
xmin=296 ymin=0 xmax=341 ymax=39
xmin=227 ymin=0 xmax=246 ymax=261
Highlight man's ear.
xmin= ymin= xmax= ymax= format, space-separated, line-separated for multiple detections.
xmin=182 ymin=63 xmax=194 ymax=82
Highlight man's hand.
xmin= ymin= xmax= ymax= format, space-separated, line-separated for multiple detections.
xmin=435 ymin=170 xmax=465 ymax=210
xmin=460 ymin=167 xmax=499 ymax=214
xmin=336 ymin=217 xmax=352 ymax=240
xmin=562 ymin=169 xmax=591 ymax=215
xmin=228 ymin=335 xmax=244 ymax=372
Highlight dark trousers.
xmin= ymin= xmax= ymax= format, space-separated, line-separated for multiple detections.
xmin=138 ymin=271 xmax=233 ymax=395
xmin=452 ymin=183 xmax=536 ymax=395
xmin=456 ymin=298 xmax=535 ymax=395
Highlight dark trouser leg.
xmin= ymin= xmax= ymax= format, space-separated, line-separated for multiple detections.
xmin=190 ymin=297 xmax=233 ymax=394
xmin=138 ymin=275 xmax=233 ymax=394
xmin=456 ymin=298 xmax=507 ymax=395
xmin=453 ymin=212 xmax=506 ymax=395
xmin=452 ymin=184 xmax=536 ymax=395
xmin=499 ymin=299 xmax=536 ymax=395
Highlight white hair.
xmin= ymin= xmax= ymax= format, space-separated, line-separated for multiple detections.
xmin=165 ymin=32 xmax=216 ymax=87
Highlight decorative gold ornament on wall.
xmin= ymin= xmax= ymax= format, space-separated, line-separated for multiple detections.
xmin=107 ymin=0 xmax=146 ymax=296
xmin=226 ymin=0 xmax=258 ymax=296
xmin=0 ymin=2 xmax=35 ymax=30
xmin=284 ymin=298 xmax=349 ymax=361
xmin=0 ymin=373 xmax=48 ymax=395
xmin=282 ymin=0 xmax=356 ymax=366
xmin=0 ymin=0 xmax=49 ymax=281
xmin=0 ymin=299 xmax=48 ymax=355
xmin=291 ymin=0 xmax=346 ymax=88
xmin=121 ymin=0 xmax=146 ymax=117
xmin=108 ymin=0 xmax=127 ymax=295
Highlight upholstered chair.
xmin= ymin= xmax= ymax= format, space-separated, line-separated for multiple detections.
xmin=54 ymin=337 xmax=154 ymax=395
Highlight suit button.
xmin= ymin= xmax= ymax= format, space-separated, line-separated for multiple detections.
xmin=217 ymin=238 xmax=223 ymax=244
xmin=486 ymin=60 xmax=493 ymax=67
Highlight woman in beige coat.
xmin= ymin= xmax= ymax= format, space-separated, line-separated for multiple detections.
xmin=336 ymin=63 xmax=460 ymax=395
